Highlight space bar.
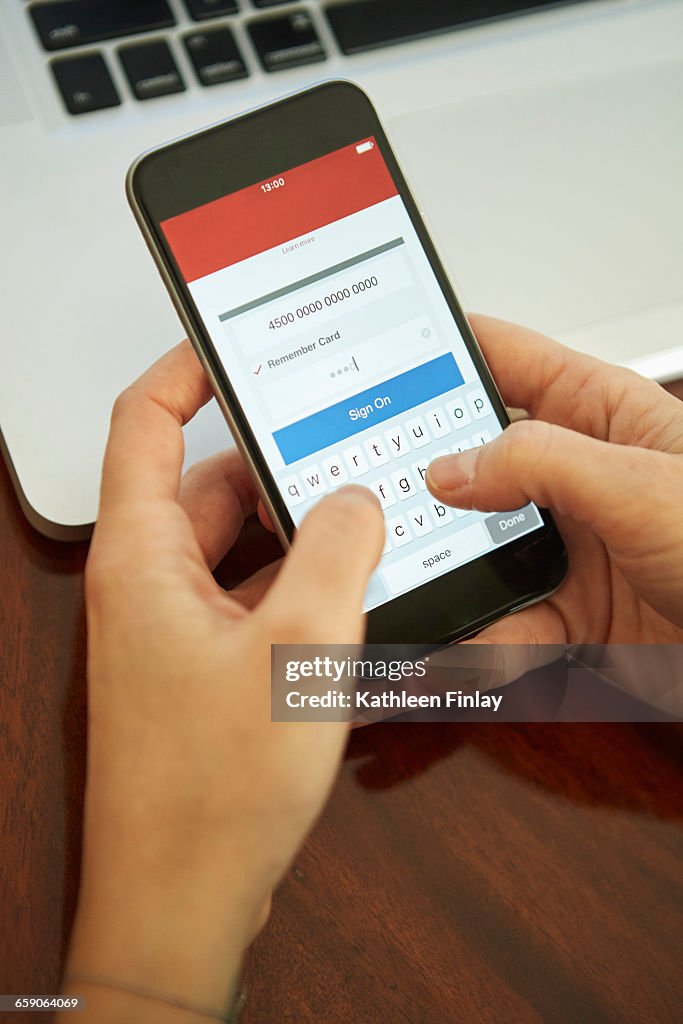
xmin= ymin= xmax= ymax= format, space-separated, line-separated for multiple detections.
xmin=325 ymin=0 xmax=574 ymax=54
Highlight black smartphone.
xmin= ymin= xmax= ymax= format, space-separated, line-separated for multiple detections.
xmin=127 ymin=80 xmax=567 ymax=645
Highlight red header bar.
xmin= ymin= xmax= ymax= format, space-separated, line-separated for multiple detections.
xmin=161 ymin=138 xmax=397 ymax=283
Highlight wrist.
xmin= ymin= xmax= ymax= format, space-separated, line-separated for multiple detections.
xmin=65 ymin=848 xmax=257 ymax=1017
xmin=59 ymin=979 xmax=245 ymax=1024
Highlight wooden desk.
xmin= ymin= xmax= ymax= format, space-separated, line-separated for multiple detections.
xmin=2 ymin=385 xmax=683 ymax=1023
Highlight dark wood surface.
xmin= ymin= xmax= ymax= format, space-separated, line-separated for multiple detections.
xmin=2 ymin=382 xmax=683 ymax=1023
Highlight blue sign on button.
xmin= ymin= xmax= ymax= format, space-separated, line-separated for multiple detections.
xmin=273 ymin=352 xmax=464 ymax=465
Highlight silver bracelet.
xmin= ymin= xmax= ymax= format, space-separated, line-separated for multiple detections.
xmin=65 ymin=973 xmax=246 ymax=1022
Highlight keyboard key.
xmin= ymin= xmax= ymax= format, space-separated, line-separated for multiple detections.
xmin=446 ymin=397 xmax=471 ymax=429
xmin=248 ymin=10 xmax=326 ymax=73
xmin=31 ymin=1 xmax=175 ymax=52
xmin=430 ymin=501 xmax=454 ymax=527
xmin=280 ymin=474 xmax=306 ymax=505
xmin=365 ymin=436 xmax=389 ymax=468
xmin=119 ymin=40 xmax=185 ymax=100
xmin=384 ymin=426 xmax=410 ymax=459
xmin=382 ymin=523 xmax=490 ymax=596
xmin=452 ymin=438 xmax=472 ymax=453
xmin=391 ymin=470 xmax=416 ymax=500
xmin=322 ymin=455 xmax=348 ymax=487
xmin=466 ymin=389 xmax=491 ymax=419
xmin=471 ymin=430 xmax=493 ymax=447
xmin=426 ymin=407 xmax=450 ymax=438
xmin=302 ymin=465 xmax=327 ymax=497
xmin=183 ymin=0 xmax=239 ymax=21
xmin=325 ymin=0 xmax=560 ymax=56
xmin=409 ymin=505 xmax=434 ymax=538
xmin=342 ymin=444 xmax=369 ymax=477
xmin=51 ymin=53 xmax=121 ymax=115
xmin=184 ymin=28 xmax=249 ymax=86
xmin=405 ymin=415 xmax=430 ymax=448
xmin=370 ymin=478 xmax=396 ymax=510
xmin=411 ymin=459 xmax=428 ymax=490
xmin=386 ymin=514 xmax=412 ymax=548
xmin=484 ymin=504 xmax=541 ymax=544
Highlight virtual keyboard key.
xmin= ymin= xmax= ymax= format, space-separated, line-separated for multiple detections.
xmin=51 ymin=54 xmax=121 ymax=115
xmin=386 ymin=514 xmax=412 ymax=547
xmin=408 ymin=505 xmax=433 ymax=537
xmin=430 ymin=501 xmax=454 ymax=527
xmin=467 ymin=389 xmax=492 ymax=419
xmin=248 ymin=10 xmax=326 ymax=72
xmin=280 ymin=475 xmax=306 ymax=505
xmin=426 ymin=407 xmax=450 ymax=438
xmin=184 ymin=27 xmax=249 ymax=85
xmin=447 ymin=397 xmax=471 ymax=429
xmin=32 ymin=1 xmax=175 ymax=52
xmin=384 ymin=426 xmax=410 ymax=458
xmin=411 ymin=460 xmax=428 ymax=490
xmin=405 ymin=415 xmax=430 ymax=448
xmin=365 ymin=436 xmax=390 ymax=467
xmin=322 ymin=455 xmax=348 ymax=487
xmin=370 ymin=478 xmax=396 ymax=510
xmin=302 ymin=465 xmax=327 ymax=497
xmin=484 ymin=505 xmax=541 ymax=544
xmin=343 ymin=444 xmax=369 ymax=477
xmin=452 ymin=439 xmax=472 ymax=453
xmin=119 ymin=40 xmax=185 ymax=100
xmin=382 ymin=523 xmax=490 ymax=596
xmin=391 ymin=470 xmax=416 ymax=500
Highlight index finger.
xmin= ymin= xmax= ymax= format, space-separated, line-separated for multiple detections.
xmin=99 ymin=340 xmax=212 ymax=517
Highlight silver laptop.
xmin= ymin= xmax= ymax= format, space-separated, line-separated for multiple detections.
xmin=2 ymin=0 xmax=682 ymax=539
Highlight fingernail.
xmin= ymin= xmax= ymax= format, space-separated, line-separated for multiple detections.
xmin=427 ymin=450 xmax=480 ymax=492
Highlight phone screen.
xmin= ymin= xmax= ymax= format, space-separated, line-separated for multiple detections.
xmin=160 ymin=137 xmax=543 ymax=610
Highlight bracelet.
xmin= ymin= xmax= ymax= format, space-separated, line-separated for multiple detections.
xmin=64 ymin=973 xmax=246 ymax=1022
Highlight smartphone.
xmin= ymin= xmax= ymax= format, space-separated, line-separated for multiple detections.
xmin=127 ymin=80 xmax=567 ymax=645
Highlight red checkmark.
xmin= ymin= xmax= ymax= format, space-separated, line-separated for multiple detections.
xmin=253 ymin=364 xmax=262 ymax=375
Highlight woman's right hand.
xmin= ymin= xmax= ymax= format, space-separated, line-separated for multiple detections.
xmin=427 ymin=315 xmax=683 ymax=646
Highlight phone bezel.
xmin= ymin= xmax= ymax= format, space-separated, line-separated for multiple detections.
xmin=127 ymin=79 xmax=567 ymax=645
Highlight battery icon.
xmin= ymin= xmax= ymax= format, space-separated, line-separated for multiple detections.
xmin=356 ymin=140 xmax=374 ymax=154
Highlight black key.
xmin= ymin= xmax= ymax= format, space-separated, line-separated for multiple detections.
xmin=119 ymin=40 xmax=185 ymax=100
xmin=248 ymin=10 xmax=326 ymax=72
xmin=325 ymin=0 xmax=566 ymax=54
xmin=51 ymin=53 xmax=121 ymax=115
xmin=30 ymin=1 xmax=175 ymax=53
xmin=184 ymin=28 xmax=249 ymax=86
xmin=183 ymin=0 xmax=239 ymax=21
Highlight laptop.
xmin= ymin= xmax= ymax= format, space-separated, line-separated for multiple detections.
xmin=2 ymin=0 xmax=682 ymax=539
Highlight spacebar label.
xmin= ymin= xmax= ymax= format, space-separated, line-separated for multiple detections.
xmin=382 ymin=523 xmax=490 ymax=596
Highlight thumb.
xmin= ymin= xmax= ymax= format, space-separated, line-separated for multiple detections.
xmin=261 ymin=485 xmax=384 ymax=642
xmin=426 ymin=419 xmax=679 ymax=553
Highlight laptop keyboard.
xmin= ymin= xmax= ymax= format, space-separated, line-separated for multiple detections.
xmin=25 ymin=0 xmax=584 ymax=116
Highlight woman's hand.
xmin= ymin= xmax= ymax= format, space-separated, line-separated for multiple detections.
xmin=427 ymin=315 xmax=683 ymax=646
xmin=62 ymin=341 xmax=383 ymax=1021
